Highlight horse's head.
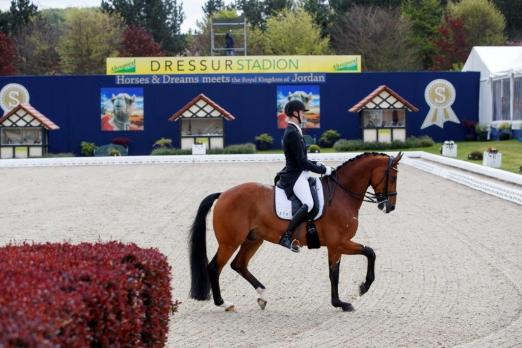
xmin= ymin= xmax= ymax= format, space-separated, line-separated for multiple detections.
xmin=369 ymin=152 xmax=403 ymax=213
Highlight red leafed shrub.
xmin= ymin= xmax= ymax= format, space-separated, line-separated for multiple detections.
xmin=112 ymin=137 xmax=133 ymax=147
xmin=0 ymin=242 xmax=172 ymax=347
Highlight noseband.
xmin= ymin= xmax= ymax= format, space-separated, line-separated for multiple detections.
xmin=374 ymin=156 xmax=397 ymax=204
xmin=327 ymin=155 xmax=397 ymax=205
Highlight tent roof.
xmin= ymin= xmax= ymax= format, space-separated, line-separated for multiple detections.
xmin=462 ymin=46 xmax=522 ymax=79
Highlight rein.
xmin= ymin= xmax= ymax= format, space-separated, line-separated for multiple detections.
xmin=325 ymin=155 xmax=397 ymax=205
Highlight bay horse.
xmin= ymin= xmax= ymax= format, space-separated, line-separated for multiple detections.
xmin=189 ymin=152 xmax=403 ymax=312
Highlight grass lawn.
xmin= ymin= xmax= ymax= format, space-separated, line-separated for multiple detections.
xmin=408 ymin=140 xmax=522 ymax=174
xmin=258 ymin=139 xmax=522 ymax=175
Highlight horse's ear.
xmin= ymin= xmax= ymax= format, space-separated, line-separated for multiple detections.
xmin=393 ymin=152 xmax=403 ymax=165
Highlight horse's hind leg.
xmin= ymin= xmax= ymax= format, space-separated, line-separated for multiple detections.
xmin=208 ymin=244 xmax=239 ymax=311
xmin=230 ymin=235 xmax=268 ymax=309
xmin=327 ymin=248 xmax=354 ymax=312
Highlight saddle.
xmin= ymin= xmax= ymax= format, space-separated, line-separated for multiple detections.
xmin=274 ymin=177 xmax=325 ymax=221
xmin=274 ymin=177 xmax=324 ymax=249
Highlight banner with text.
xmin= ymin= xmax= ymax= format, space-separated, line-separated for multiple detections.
xmin=107 ymin=55 xmax=361 ymax=75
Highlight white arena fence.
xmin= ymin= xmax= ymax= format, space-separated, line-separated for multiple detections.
xmin=1 ymin=152 xmax=521 ymax=206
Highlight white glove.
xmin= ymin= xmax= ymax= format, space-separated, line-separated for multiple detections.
xmin=324 ymin=166 xmax=332 ymax=176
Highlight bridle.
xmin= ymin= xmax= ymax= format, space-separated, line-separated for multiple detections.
xmin=326 ymin=155 xmax=398 ymax=205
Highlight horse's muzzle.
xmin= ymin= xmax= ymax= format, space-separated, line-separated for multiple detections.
xmin=378 ymin=201 xmax=395 ymax=213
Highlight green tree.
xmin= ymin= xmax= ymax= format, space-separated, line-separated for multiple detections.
xmin=58 ymin=8 xmax=123 ymax=74
xmin=492 ymin=0 xmax=522 ymax=40
xmin=235 ymin=0 xmax=293 ymax=28
xmin=235 ymin=0 xmax=265 ymax=28
xmin=258 ymin=8 xmax=329 ymax=54
xmin=203 ymin=0 xmax=225 ymax=17
xmin=448 ymin=0 xmax=506 ymax=47
xmin=185 ymin=9 xmax=240 ymax=56
xmin=14 ymin=10 xmax=64 ymax=75
xmin=0 ymin=0 xmax=38 ymax=35
xmin=331 ymin=5 xmax=421 ymax=71
xmin=101 ymin=0 xmax=185 ymax=54
xmin=330 ymin=0 xmax=403 ymax=14
xmin=302 ymin=0 xmax=330 ymax=37
xmin=402 ymin=0 xmax=443 ymax=69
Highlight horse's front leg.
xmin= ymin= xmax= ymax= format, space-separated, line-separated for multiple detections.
xmin=339 ymin=240 xmax=376 ymax=296
xmin=327 ymin=248 xmax=354 ymax=312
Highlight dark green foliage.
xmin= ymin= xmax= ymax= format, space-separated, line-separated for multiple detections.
xmin=234 ymin=0 xmax=292 ymax=28
xmin=1 ymin=0 xmax=38 ymax=35
xmin=318 ymin=129 xmax=341 ymax=148
xmin=101 ymin=0 xmax=185 ymax=54
xmin=493 ymin=0 xmax=522 ymax=39
xmin=203 ymin=0 xmax=225 ymax=17
xmin=93 ymin=144 xmax=128 ymax=156
xmin=330 ymin=0 xmax=403 ymax=14
xmin=308 ymin=144 xmax=321 ymax=153
xmin=401 ymin=0 xmax=443 ymax=69
xmin=255 ymin=133 xmax=274 ymax=150
xmin=333 ymin=136 xmax=434 ymax=151
xmin=80 ymin=141 xmax=97 ymax=157
xmin=151 ymin=147 xmax=191 ymax=155
xmin=302 ymin=0 xmax=330 ymax=37
xmin=208 ymin=143 xmax=256 ymax=154
xmin=467 ymin=150 xmax=483 ymax=160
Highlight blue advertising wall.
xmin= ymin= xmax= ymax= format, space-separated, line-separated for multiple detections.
xmin=0 ymin=71 xmax=479 ymax=155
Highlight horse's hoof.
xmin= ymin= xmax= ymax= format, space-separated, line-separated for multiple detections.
xmin=225 ymin=305 xmax=237 ymax=312
xmin=341 ymin=303 xmax=355 ymax=312
xmin=333 ymin=301 xmax=354 ymax=312
xmin=359 ymin=282 xmax=369 ymax=296
xmin=257 ymin=298 xmax=267 ymax=310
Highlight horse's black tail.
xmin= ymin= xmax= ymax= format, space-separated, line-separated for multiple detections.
xmin=189 ymin=192 xmax=221 ymax=300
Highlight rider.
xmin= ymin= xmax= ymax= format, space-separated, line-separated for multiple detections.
xmin=277 ymin=100 xmax=333 ymax=252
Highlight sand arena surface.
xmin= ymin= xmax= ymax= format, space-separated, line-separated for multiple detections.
xmin=0 ymin=162 xmax=521 ymax=347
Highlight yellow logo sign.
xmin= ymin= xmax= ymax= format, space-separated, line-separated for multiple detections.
xmin=106 ymin=55 xmax=361 ymax=75
xmin=0 ymin=83 xmax=30 ymax=114
xmin=422 ymin=79 xmax=459 ymax=129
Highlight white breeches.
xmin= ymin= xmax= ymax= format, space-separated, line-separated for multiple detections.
xmin=293 ymin=171 xmax=313 ymax=212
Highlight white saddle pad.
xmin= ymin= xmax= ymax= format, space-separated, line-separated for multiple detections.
xmin=275 ymin=177 xmax=325 ymax=221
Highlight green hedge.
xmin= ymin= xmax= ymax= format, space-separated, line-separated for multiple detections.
xmin=333 ymin=136 xmax=434 ymax=152
xmin=208 ymin=143 xmax=256 ymax=154
xmin=151 ymin=148 xmax=191 ymax=156
xmin=151 ymin=143 xmax=256 ymax=156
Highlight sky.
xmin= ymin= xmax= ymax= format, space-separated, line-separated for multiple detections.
xmin=0 ymin=0 xmax=227 ymax=33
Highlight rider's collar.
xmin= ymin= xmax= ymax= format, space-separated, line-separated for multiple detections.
xmin=287 ymin=120 xmax=302 ymax=136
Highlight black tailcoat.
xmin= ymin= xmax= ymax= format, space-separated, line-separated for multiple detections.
xmin=276 ymin=123 xmax=326 ymax=197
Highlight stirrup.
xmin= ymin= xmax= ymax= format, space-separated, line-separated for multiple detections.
xmin=290 ymin=239 xmax=301 ymax=253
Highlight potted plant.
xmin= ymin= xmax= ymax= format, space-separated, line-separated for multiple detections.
xmin=483 ymin=147 xmax=502 ymax=168
xmin=498 ymin=122 xmax=512 ymax=140
xmin=308 ymin=144 xmax=321 ymax=153
xmin=255 ymin=133 xmax=273 ymax=150
xmin=80 ymin=141 xmax=97 ymax=157
xmin=318 ymin=129 xmax=340 ymax=148
xmin=153 ymin=137 xmax=173 ymax=149
xmin=474 ymin=124 xmax=488 ymax=141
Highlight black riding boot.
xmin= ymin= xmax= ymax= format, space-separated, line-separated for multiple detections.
xmin=279 ymin=204 xmax=309 ymax=253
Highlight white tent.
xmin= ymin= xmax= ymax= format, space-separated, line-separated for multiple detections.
xmin=462 ymin=46 xmax=522 ymax=129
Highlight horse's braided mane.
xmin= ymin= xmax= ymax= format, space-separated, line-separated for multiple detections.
xmin=334 ymin=152 xmax=389 ymax=172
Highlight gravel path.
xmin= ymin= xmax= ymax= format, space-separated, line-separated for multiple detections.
xmin=0 ymin=162 xmax=520 ymax=347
